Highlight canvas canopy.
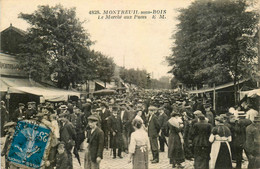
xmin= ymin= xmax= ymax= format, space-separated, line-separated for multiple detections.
xmin=9 ymin=86 xmax=81 ymax=102
xmin=0 ymin=77 xmax=43 ymax=92
xmin=240 ymin=88 xmax=260 ymax=99
xmin=188 ymin=80 xmax=247 ymax=94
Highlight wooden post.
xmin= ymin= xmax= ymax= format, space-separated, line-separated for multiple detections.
xmin=213 ymin=83 xmax=216 ymax=111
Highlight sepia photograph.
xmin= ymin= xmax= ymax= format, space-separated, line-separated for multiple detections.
xmin=1 ymin=0 xmax=260 ymax=168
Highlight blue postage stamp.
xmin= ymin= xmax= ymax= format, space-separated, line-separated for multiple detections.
xmin=8 ymin=120 xmax=51 ymax=168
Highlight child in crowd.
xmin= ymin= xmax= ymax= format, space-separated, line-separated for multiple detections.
xmin=56 ymin=142 xmax=69 ymax=169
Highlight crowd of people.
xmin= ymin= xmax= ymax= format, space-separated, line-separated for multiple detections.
xmin=1 ymin=90 xmax=260 ymax=169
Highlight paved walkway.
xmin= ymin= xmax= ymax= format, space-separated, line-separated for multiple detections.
xmin=1 ymin=137 xmax=249 ymax=169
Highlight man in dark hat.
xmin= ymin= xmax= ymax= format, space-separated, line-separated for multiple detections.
xmin=119 ymin=102 xmax=131 ymax=153
xmin=100 ymin=102 xmax=110 ymax=149
xmin=205 ymin=104 xmax=214 ymax=126
xmin=107 ymin=106 xmax=124 ymax=159
xmin=11 ymin=103 xmax=25 ymax=122
xmin=245 ymin=115 xmax=260 ymax=169
xmin=190 ymin=114 xmax=212 ymax=169
xmin=158 ymin=107 xmax=168 ymax=152
xmin=148 ymin=106 xmax=160 ymax=163
xmin=84 ymin=115 xmax=104 ymax=169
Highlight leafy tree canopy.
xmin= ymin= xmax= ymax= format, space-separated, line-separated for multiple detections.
xmin=18 ymin=4 xmax=94 ymax=88
xmin=167 ymin=0 xmax=259 ymax=86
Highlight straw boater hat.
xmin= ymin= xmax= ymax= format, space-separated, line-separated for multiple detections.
xmin=59 ymin=105 xmax=68 ymax=109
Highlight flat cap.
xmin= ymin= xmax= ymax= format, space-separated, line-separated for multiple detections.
xmin=88 ymin=115 xmax=99 ymax=121
xmin=148 ymin=106 xmax=158 ymax=110
xmin=19 ymin=103 xmax=25 ymax=107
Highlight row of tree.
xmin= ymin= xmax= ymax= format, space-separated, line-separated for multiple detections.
xmin=167 ymin=0 xmax=259 ymax=89
xmin=17 ymin=5 xmax=115 ymax=89
xmin=119 ymin=67 xmax=171 ymax=89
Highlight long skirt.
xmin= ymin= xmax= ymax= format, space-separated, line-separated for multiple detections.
xmin=194 ymin=146 xmax=210 ymax=169
xmin=210 ymin=141 xmax=232 ymax=169
xmin=133 ymin=146 xmax=148 ymax=169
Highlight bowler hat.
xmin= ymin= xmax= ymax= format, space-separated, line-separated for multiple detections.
xmin=112 ymin=106 xmax=119 ymax=111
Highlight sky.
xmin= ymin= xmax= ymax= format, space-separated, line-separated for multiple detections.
xmin=1 ymin=0 xmax=193 ymax=79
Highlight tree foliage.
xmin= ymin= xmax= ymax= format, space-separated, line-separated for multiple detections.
xmin=92 ymin=51 xmax=115 ymax=86
xmin=167 ymin=0 xmax=259 ymax=87
xmin=119 ymin=67 xmax=170 ymax=89
xmin=18 ymin=4 xmax=94 ymax=88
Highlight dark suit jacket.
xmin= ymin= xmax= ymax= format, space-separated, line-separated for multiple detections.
xmin=56 ymin=151 xmax=69 ymax=169
xmin=148 ymin=115 xmax=160 ymax=138
xmin=99 ymin=108 xmax=110 ymax=130
xmin=87 ymin=127 xmax=104 ymax=162
xmin=158 ymin=113 xmax=168 ymax=129
xmin=120 ymin=110 xmax=131 ymax=131
xmin=60 ymin=121 xmax=76 ymax=149
xmin=107 ymin=115 xmax=123 ymax=148
xmin=12 ymin=108 xmax=24 ymax=122
xmin=191 ymin=120 xmax=212 ymax=147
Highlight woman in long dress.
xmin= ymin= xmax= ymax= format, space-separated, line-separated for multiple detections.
xmin=209 ymin=116 xmax=232 ymax=169
xmin=128 ymin=119 xmax=150 ymax=169
xmin=167 ymin=112 xmax=185 ymax=168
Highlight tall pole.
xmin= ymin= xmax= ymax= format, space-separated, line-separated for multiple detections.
xmin=213 ymin=83 xmax=216 ymax=111
xmin=257 ymin=24 xmax=260 ymax=115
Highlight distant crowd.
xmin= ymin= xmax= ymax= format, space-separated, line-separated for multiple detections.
xmin=1 ymin=90 xmax=259 ymax=169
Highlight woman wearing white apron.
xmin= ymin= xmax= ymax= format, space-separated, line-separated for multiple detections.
xmin=209 ymin=116 xmax=232 ymax=169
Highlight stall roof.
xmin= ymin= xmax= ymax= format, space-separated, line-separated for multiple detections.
xmin=188 ymin=79 xmax=247 ymax=94
xmin=9 ymin=86 xmax=81 ymax=102
xmin=240 ymin=88 xmax=260 ymax=98
xmin=0 ymin=76 xmax=43 ymax=92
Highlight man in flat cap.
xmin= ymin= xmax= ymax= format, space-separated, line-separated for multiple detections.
xmin=84 ymin=115 xmax=104 ymax=169
xmin=25 ymin=101 xmax=37 ymax=119
xmin=148 ymin=106 xmax=160 ymax=163
xmin=11 ymin=103 xmax=25 ymax=122
xmin=59 ymin=117 xmax=76 ymax=169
